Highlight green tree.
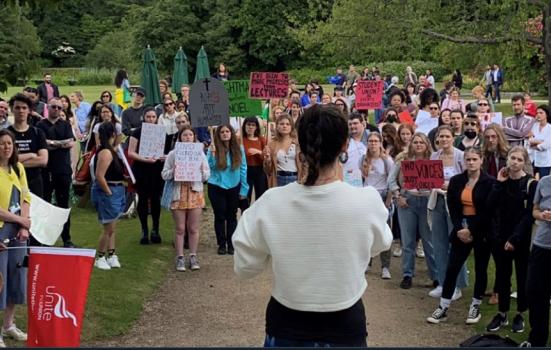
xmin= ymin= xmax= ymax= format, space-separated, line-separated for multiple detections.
xmin=0 ymin=4 xmax=41 ymax=89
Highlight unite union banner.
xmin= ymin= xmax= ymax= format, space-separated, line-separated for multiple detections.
xmin=27 ymin=247 xmax=95 ymax=347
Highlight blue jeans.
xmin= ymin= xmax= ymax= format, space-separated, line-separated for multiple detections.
xmin=264 ymin=335 xmax=367 ymax=348
xmin=431 ymin=195 xmax=468 ymax=289
xmin=535 ymin=166 xmax=551 ymax=178
xmin=397 ymin=193 xmax=437 ymax=280
xmin=276 ymin=174 xmax=297 ymax=187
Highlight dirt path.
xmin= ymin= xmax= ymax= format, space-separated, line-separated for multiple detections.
xmin=96 ymin=211 xmax=475 ymax=347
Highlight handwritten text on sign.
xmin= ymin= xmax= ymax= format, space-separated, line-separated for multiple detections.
xmin=174 ymin=142 xmax=204 ymax=182
xmin=355 ymin=80 xmax=384 ymax=110
xmin=138 ymin=123 xmax=166 ymax=159
xmin=189 ymin=78 xmax=230 ymax=127
xmin=224 ymin=80 xmax=262 ymax=116
xmin=401 ymin=160 xmax=444 ymax=190
xmin=249 ymin=72 xmax=289 ymax=99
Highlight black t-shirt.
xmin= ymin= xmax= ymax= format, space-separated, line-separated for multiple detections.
xmin=130 ymin=127 xmax=164 ymax=181
xmin=265 ymin=297 xmax=367 ymax=345
xmin=7 ymin=125 xmax=47 ymax=181
xmin=36 ymin=118 xmax=74 ymax=175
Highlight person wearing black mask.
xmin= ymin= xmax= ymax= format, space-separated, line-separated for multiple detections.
xmin=453 ymin=114 xmax=481 ymax=151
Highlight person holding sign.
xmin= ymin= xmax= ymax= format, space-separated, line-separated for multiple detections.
xmin=162 ymin=126 xmax=210 ymax=271
xmin=388 ymin=132 xmax=438 ymax=290
xmin=91 ymin=122 xmax=126 ymax=270
xmin=428 ymin=126 xmax=467 ymax=301
xmin=263 ymin=114 xmax=302 ymax=188
xmin=427 ymin=147 xmax=495 ymax=325
xmin=232 ymin=105 xmax=392 ymax=347
xmin=128 ymin=107 xmax=165 ymax=245
xmin=0 ymin=129 xmax=31 ymax=346
xmin=207 ymin=125 xmax=248 ymax=255
xmin=242 ymin=117 xmax=268 ymax=205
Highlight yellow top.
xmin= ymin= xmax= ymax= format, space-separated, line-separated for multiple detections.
xmin=0 ymin=163 xmax=31 ymax=229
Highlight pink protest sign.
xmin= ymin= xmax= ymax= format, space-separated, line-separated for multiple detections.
xmin=401 ymin=160 xmax=444 ymax=190
xmin=249 ymin=72 xmax=289 ymax=99
xmin=355 ymin=80 xmax=384 ymax=110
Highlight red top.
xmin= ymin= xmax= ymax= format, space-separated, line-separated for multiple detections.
xmin=525 ymin=101 xmax=537 ymax=117
xmin=243 ymin=136 xmax=266 ymax=166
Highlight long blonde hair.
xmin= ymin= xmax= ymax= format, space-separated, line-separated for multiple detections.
xmin=362 ymin=132 xmax=388 ymax=178
xmin=507 ymin=146 xmax=533 ymax=176
xmin=406 ymin=132 xmax=432 ymax=160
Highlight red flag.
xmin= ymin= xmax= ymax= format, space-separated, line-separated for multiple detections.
xmin=27 ymin=247 xmax=95 ymax=347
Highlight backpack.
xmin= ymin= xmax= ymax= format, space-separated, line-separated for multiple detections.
xmin=460 ymin=334 xmax=518 ymax=347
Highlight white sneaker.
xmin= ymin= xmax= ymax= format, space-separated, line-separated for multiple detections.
xmin=189 ymin=255 xmax=200 ymax=270
xmin=416 ymin=243 xmax=425 ymax=258
xmin=511 ymin=291 xmax=518 ymax=299
xmin=452 ymin=288 xmax=463 ymax=301
xmin=106 ymin=255 xmax=121 ymax=268
xmin=429 ymin=286 xmax=443 ymax=298
xmin=176 ymin=257 xmax=186 ymax=272
xmin=0 ymin=336 xmax=5 ymax=348
xmin=95 ymin=256 xmax=111 ymax=270
xmin=381 ymin=267 xmax=391 ymax=280
xmin=1 ymin=324 xmax=27 ymax=341
xmin=392 ymin=247 xmax=402 ymax=257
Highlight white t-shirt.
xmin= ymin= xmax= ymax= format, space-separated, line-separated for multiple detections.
xmin=93 ymin=122 xmax=122 ymax=135
xmin=363 ymin=157 xmax=394 ymax=193
xmin=232 ymin=181 xmax=393 ymax=312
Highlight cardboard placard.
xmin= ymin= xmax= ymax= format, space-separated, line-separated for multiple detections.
xmin=189 ymin=78 xmax=230 ymax=127
xmin=249 ymin=72 xmax=289 ymax=99
xmin=224 ymin=80 xmax=263 ymax=116
xmin=174 ymin=142 xmax=204 ymax=182
xmin=355 ymin=80 xmax=384 ymax=110
xmin=138 ymin=123 xmax=166 ymax=158
xmin=401 ymin=159 xmax=444 ymax=190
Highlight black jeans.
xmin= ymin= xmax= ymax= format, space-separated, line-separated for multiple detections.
xmin=494 ymin=241 xmax=529 ymax=313
xmin=442 ymin=235 xmax=491 ymax=301
xmin=527 ymin=245 xmax=551 ymax=347
xmin=246 ymin=165 xmax=268 ymax=204
xmin=208 ymin=183 xmax=239 ymax=249
xmin=42 ymin=172 xmax=72 ymax=243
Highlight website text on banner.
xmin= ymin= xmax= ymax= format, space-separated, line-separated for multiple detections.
xmin=27 ymin=248 xmax=95 ymax=347
xmin=355 ymin=80 xmax=384 ymax=110
xmin=249 ymin=72 xmax=289 ymax=99
xmin=138 ymin=123 xmax=166 ymax=159
xmin=401 ymin=159 xmax=444 ymax=190
xmin=223 ymin=80 xmax=262 ymax=117
xmin=174 ymin=142 xmax=204 ymax=182
xmin=189 ymin=78 xmax=230 ymax=127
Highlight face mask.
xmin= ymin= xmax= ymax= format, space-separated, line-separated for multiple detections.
xmin=387 ymin=115 xmax=398 ymax=123
xmin=464 ymin=130 xmax=477 ymax=139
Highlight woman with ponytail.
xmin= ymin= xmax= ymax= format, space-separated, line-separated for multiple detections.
xmin=233 ymin=105 xmax=392 ymax=347
xmin=91 ymin=122 xmax=126 ymax=270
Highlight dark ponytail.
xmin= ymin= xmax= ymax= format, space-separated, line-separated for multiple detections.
xmin=296 ymin=105 xmax=348 ymax=186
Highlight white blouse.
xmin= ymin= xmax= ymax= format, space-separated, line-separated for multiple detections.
xmin=529 ymin=123 xmax=551 ymax=167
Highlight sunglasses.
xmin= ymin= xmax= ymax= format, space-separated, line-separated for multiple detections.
xmin=386 ymin=114 xmax=397 ymax=118
xmin=478 ymin=103 xmax=488 ymax=106
xmin=102 ymin=94 xmax=110 ymax=98
xmin=50 ymin=105 xmax=63 ymax=110
xmin=429 ymin=107 xmax=439 ymax=110
xmin=164 ymin=102 xmax=174 ymax=107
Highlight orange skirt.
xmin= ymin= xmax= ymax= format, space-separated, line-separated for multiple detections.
xmin=170 ymin=183 xmax=205 ymax=210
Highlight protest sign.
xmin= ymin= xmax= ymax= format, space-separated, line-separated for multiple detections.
xmin=224 ymin=80 xmax=262 ymax=116
xmin=174 ymin=142 xmax=204 ymax=182
xmin=189 ymin=78 xmax=230 ymax=127
xmin=138 ymin=123 xmax=166 ymax=158
xmin=249 ymin=72 xmax=289 ymax=99
xmin=399 ymin=111 xmax=414 ymax=125
xmin=28 ymin=247 xmax=95 ymax=347
xmin=401 ymin=159 xmax=444 ymax=190
xmin=343 ymin=168 xmax=363 ymax=188
xmin=415 ymin=110 xmax=438 ymax=135
xmin=29 ymin=193 xmax=70 ymax=246
xmin=355 ymin=80 xmax=384 ymax=110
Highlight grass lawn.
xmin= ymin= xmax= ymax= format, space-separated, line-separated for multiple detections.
xmin=10 ymin=206 xmax=175 ymax=344
xmin=1 ymin=86 xmax=113 ymax=102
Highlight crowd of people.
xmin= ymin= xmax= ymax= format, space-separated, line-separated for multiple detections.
xmin=0 ymin=62 xmax=550 ymax=347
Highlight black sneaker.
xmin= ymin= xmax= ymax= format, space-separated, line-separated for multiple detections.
xmin=427 ymin=306 xmax=448 ymax=324
xmin=486 ymin=313 xmax=508 ymax=332
xmin=227 ymin=246 xmax=234 ymax=255
xmin=400 ymin=276 xmax=412 ymax=289
xmin=63 ymin=241 xmax=76 ymax=248
xmin=139 ymin=231 xmax=149 ymax=245
xmin=465 ymin=304 xmax=481 ymax=324
xmin=512 ymin=313 xmax=525 ymax=333
xmin=150 ymin=230 xmax=162 ymax=244
xmin=217 ymin=246 xmax=227 ymax=255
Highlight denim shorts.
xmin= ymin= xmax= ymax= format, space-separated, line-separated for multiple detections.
xmin=276 ymin=174 xmax=297 ymax=187
xmin=91 ymin=182 xmax=126 ymax=224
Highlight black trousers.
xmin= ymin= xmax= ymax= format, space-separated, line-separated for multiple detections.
xmin=494 ymin=241 xmax=529 ymax=313
xmin=527 ymin=245 xmax=551 ymax=347
xmin=135 ymin=177 xmax=163 ymax=233
xmin=246 ymin=165 xmax=268 ymax=203
xmin=442 ymin=236 xmax=491 ymax=301
xmin=42 ymin=172 xmax=72 ymax=243
xmin=208 ymin=183 xmax=239 ymax=249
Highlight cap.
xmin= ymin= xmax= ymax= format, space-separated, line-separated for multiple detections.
xmin=134 ymin=87 xmax=146 ymax=96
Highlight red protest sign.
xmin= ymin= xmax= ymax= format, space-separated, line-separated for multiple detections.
xmin=27 ymin=247 xmax=95 ymax=347
xmin=249 ymin=72 xmax=289 ymax=99
xmin=401 ymin=159 xmax=444 ymax=190
xmin=355 ymin=80 xmax=384 ymax=110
